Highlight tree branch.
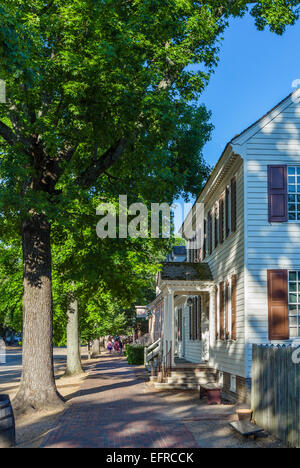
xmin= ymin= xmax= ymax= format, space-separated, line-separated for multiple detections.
xmin=0 ymin=120 xmax=18 ymax=146
xmin=77 ymin=138 xmax=128 ymax=188
xmin=58 ymin=144 xmax=78 ymax=163
xmin=104 ymin=171 xmax=123 ymax=182
xmin=156 ymin=1 xmax=257 ymax=91
xmin=38 ymin=0 xmax=55 ymax=16
xmin=71 ymin=1 xmax=259 ymax=188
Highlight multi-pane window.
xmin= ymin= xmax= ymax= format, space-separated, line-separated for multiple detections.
xmin=288 ymin=167 xmax=300 ymax=221
xmin=189 ymin=297 xmax=202 ymax=341
xmin=288 ymin=271 xmax=300 ymax=337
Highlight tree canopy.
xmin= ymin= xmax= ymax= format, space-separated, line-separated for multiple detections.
xmin=1 ymin=1 xmax=298 ymax=232
xmin=0 ymin=0 xmax=299 ymax=411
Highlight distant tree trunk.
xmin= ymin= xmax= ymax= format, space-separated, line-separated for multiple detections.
xmin=14 ymin=214 xmax=64 ymax=412
xmin=91 ymin=339 xmax=100 ymax=358
xmin=87 ymin=341 xmax=91 ymax=360
xmin=100 ymin=336 xmax=106 ymax=351
xmin=65 ymin=298 xmax=83 ymax=377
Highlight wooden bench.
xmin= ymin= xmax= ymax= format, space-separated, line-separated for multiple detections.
xmin=229 ymin=421 xmax=264 ymax=439
xmin=199 ymin=384 xmax=222 ymax=405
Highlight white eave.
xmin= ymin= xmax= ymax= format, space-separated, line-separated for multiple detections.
xmin=231 ymin=87 xmax=300 ymax=147
xmin=180 ymin=145 xmax=238 ymax=235
xmin=146 ymin=292 xmax=163 ymax=310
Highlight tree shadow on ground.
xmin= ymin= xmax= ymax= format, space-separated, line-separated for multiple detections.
xmin=16 ymin=357 xmax=279 ymax=448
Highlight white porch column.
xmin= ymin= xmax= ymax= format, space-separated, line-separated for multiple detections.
xmin=168 ymin=290 xmax=175 ymax=366
xmin=209 ymin=286 xmax=215 ymax=348
xmin=163 ymin=295 xmax=168 ymax=357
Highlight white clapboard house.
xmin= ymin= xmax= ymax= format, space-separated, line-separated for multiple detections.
xmin=145 ymin=88 xmax=300 ymax=402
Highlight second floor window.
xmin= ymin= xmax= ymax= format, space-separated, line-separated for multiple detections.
xmin=202 ymin=175 xmax=237 ymax=260
xmin=288 ymin=167 xmax=300 ymax=221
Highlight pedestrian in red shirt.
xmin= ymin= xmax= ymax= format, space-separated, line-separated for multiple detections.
xmin=114 ymin=340 xmax=119 ymax=353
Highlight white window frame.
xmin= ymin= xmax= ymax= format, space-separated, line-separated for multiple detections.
xmin=288 ymin=270 xmax=300 ymax=338
xmin=230 ymin=375 xmax=237 ymax=393
xmin=288 ymin=166 xmax=300 ymax=222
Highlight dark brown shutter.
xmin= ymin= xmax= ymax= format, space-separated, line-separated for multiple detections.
xmin=268 ymin=270 xmax=289 ymax=340
xmin=180 ymin=309 xmax=183 ymax=341
xmin=219 ymin=197 xmax=224 ymax=244
xmin=193 ymin=297 xmax=197 ymax=340
xmin=268 ymin=165 xmax=288 ymax=223
xmin=225 ymin=281 xmax=229 ymax=340
xmin=214 ymin=206 xmax=218 ymax=248
xmin=178 ymin=309 xmax=182 ymax=342
xmin=215 ymin=286 xmax=218 ymax=341
xmin=191 ymin=300 xmax=194 ymax=340
xmin=194 ymin=296 xmax=198 ymax=340
xmin=189 ymin=306 xmax=192 ymax=340
xmin=231 ymin=177 xmax=237 ymax=232
xmin=231 ymin=275 xmax=237 ymax=341
xmin=203 ymin=219 xmax=207 ymax=259
xmin=208 ymin=210 xmax=212 ymax=255
xmin=197 ymin=296 xmax=202 ymax=340
xmin=225 ymin=187 xmax=230 ymax=238
xmin=219 ymin=281 xmax=225 ymax=340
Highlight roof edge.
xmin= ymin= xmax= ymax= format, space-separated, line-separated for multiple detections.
xmin=231 ymin=87 xmax=300 ymax=146
xmin=179 ymin=87 xmax=300 ymax=235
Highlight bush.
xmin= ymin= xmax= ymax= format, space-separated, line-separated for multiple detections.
xmin=125 ymin=344 xmax=145 ymax=365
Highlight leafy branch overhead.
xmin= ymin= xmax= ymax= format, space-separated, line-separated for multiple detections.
xmin=1 ymin=1 xmax=298 ymax=225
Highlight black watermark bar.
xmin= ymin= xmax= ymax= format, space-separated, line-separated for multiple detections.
xmin=99 ymin=449 xmax=199 ymax=465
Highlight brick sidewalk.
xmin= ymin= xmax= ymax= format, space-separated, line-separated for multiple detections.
xmin=41 ymin=356 xmax=199 ymax=448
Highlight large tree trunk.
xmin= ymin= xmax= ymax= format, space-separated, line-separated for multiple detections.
xmin=14 ymin=214 xmax=64 ymax=412
xmin=65 ymin=298 xmax=84 ymax=376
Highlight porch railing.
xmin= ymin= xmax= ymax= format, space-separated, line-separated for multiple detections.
xmin=144 ymin=338 xmax=161 ymax=365
xmin=145 ymin=339 xmax=173 ymax=383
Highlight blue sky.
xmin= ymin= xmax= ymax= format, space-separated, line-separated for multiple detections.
xmin=200 ymin=12 xmax=300 ymax=167
xmin=173 ymin=12 xmax=300 ymax=234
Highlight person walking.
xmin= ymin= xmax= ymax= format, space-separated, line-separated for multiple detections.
xmin=118 ymin=339 xmax=123 ymax=355
xmin=107 ymin=338 xmax=113 ymax=354
xmin=114 ymin=340 xmax=119 ymax=354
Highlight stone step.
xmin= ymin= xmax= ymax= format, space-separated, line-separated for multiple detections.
xmin=169 ymin=371 xmax=217 ymax=379
xmin=166 ymin=377 xmax=216 ymax=385
xmin=171 ymin=367 xmax=217 ymax=373
xmin=171 ymin=367 xmax=210 ymax=372
xmin=153 ymin=382 xmax=200 ymax=390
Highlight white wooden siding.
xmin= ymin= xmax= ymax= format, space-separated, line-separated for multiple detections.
xmin=203 ymin=158 xmax=246 ymax=378
xmin=244 ymin=97 xmax=300 ymax=378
